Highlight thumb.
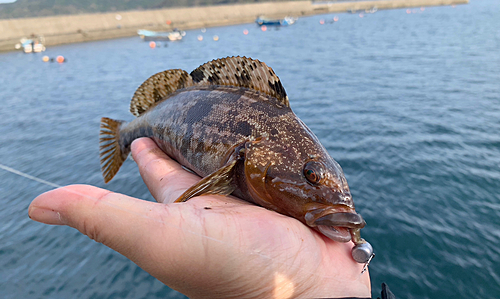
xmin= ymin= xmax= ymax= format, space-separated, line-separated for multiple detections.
xmin=28 ymin=184 xmax=172 ymax=272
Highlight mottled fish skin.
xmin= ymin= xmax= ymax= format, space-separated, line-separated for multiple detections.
xmin=100 ymin=56 xmax=368 ymax=250
xmin=118 ymin=84 xmax=353 ymax=224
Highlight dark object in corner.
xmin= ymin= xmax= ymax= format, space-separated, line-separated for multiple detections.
xmin=378 ymin=282 xmax=396 ymax=299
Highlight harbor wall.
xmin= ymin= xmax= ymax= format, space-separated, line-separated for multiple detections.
xmin=0 ymin=0 xmax=468 ymax=52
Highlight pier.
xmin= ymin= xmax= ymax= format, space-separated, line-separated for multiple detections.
xmin=0 ymin=0 xmax=468 ymax=53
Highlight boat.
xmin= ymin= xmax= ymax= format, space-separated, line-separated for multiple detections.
xmin=137 ymin=29 xmax=186 ymax=41
xmin=365 ymin=6 xmax=378 ymax=13
xmin=15 ymin=36 xmax=46 ymax=53
xmin=255 ymin=16 xmax=297 ymax=26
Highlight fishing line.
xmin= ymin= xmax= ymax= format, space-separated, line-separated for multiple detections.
xmin=0 ymin=162 xmax=369 ymax=287
xmin=0 ymin=163 xmax=61 ymax=189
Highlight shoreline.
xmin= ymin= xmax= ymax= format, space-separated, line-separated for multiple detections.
xmin=0 ymin=0 xmax=468 ymax=53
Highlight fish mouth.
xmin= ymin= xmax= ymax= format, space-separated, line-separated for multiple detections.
xmin=310 ymin=212 xmax=366 ymax=243
xmin=304 ymin=206 xmax=366 ymax=242
xmin=317 ymin=225 xmax=352 ymax=243
xmin=314 ymin=212 xmax=366 ymax=229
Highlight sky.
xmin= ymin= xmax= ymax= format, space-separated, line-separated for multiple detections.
xmin=0 ymin=0 xmax=17 ymax=3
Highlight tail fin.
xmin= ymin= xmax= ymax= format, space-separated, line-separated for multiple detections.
xmin=100 ymin=117 xmax=127 ymax=183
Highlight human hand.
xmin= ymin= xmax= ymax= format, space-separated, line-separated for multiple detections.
xmin=28 ymin=137 xmax=371 ymax=298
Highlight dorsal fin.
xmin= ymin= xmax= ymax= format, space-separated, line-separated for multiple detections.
xmin=129 ymin=57 xmax=289 ymax=116
xmin=190 ymin=56 xmax=289 ymax=107
xmin=130 ymin=69 xmax=193 ymax=116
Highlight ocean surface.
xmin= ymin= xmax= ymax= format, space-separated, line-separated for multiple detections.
xmin=1 ymin=1 xmax=499 ymax=298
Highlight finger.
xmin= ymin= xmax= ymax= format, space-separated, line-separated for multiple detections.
xmin=27 ymin=184 xmax=240 ymax=296
xmin=131 ymin=138 xmax=200 ymax=203
xmin=28 ymin=185 xmax=197 ymax=286
xmin=28 ymin=185 xmax=166 ymax=258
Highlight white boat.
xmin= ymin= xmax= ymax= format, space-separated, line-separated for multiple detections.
xmin=15 ymin=36 xmax=46 ymax=53
xmin=137 ymin=29 xmax=186 ymax=41
xmin=255 ymin=16 xmax=297 ymax=26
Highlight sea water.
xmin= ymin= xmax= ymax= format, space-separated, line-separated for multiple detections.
xmin=1 ymin=1 xmax=499 ymax=298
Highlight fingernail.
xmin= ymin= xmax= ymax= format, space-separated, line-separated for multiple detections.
xmin=29 ymin=206 xmax=65 ymax=225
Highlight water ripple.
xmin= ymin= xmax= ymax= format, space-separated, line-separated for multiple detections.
xmin=2 ymin=1 xmax=500 ymax=298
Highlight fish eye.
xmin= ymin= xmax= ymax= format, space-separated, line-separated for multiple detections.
xmin=303 ymin=161 xmax=324 ymax=185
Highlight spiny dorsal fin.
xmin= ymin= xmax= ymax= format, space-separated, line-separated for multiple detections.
xmin=190 ymin=56 xmax=289 ymax=107
xmin=130 ymin=69 xmax=193 ymax=116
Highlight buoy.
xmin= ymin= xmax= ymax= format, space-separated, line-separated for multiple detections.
xmin=319 ymin=19 xmax=325 ymax=25
xmin=261 ymin=25 xmax=267 ymax=32
xmin=42 ymin=56 xmax=49 ymax=62
xmin=56 ymin=55 xmax=65 ymax=63
xmin=166 ymin=20 xmax=172 ymax=25
xmin=149 ymin=41 xmax=156 ymax=48
xmin=333 ymin=16 xmax=339 ymax=22
xmin=213 ymin=35 xmax=219 ymax=41
xmin=406 ymin=9 xmax=411 ymax=14
xmin=197 ymin=35 xmax=203 ymax=41
xmin=421 ymin=7 xmax=425 ymax=11
xmin=243 ymin=29 xmax=249 ymax=35
xmin=359 ymin=13 xmax=364 ymax=18
xmin=201 ymin=28 xmax=207 ymax=33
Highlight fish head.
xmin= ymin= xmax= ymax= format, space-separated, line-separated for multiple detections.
xmin=243 ymin=138 xmax=365 ymax=243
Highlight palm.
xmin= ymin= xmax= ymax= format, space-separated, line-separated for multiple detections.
xmin=133 ymin=138 xmax=370 ymax=298
xmin=29 ymin=138 xmax=370 ymax=299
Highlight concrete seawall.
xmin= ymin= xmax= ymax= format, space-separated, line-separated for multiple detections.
xmin=0 ymin=0 xmax=468 ymax=53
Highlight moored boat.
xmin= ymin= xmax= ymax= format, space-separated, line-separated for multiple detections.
xmin=137 ymin=29 xmax=186 ymax=41
xmin=15 ymin=36 xmax=46 ymax=53
xmin=255 ymin=16 xmax=297 ymax=26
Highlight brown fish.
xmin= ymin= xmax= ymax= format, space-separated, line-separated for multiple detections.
xmin=100 ymin=56 xmax=373 ymax=263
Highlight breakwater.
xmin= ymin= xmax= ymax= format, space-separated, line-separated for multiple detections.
xmin=0 ymin=0 xmax=468 ymax=52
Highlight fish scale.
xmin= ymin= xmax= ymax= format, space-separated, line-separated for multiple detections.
xmin=99 ymin=56 xmax=373 ymax=265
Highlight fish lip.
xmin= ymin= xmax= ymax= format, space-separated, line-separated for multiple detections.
xmin=316 ymin=225 xmax=352 ymax=243
xmin=314 ymin=212 xmax=366 ymax=229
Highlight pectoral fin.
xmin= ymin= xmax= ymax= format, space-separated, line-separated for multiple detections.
xmin=174 ymin=143 xmax=245 ymax=202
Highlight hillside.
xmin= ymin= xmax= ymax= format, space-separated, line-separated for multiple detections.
xmin=0 ymin=0 xmax=289 ymax=19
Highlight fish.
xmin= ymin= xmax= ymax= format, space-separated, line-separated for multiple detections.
xmin=99 ymin=56 xmax=372 ymax=262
